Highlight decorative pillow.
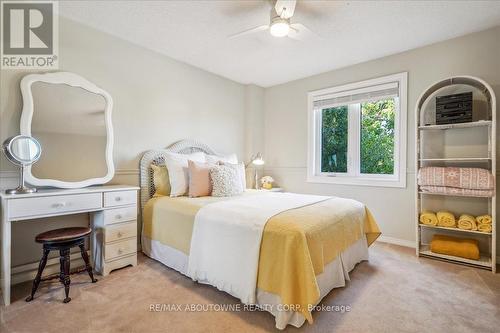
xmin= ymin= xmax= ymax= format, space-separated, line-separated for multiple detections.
xmin=188 ymin=160 xmax=212 ymax=197
xmin=206 ymin=153 xmax=238 ymax=165
xmin=219 ymin=162 xmax=246 ymax=190
xmin=151 ymin=164 xmax=170 ymax=197
xmin=210 ymin=164 xmax=244 ymax=197
xmin=164 ymin=151 xmax=206 ymax=197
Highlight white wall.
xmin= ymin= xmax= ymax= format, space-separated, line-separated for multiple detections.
xmin=263 ymin=26 xmax=500 ymax=249
xmin=0 ymin=17 xmax=248 ymax=267
xmin=1 ymin=16 xmax=498 ymax=272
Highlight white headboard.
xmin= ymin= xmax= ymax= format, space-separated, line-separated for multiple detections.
xmin=139 ymin=139 xmax=218 ymax=210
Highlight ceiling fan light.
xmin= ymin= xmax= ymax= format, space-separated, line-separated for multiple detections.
xmin=270 ymin=18 xmax=290 ymax=37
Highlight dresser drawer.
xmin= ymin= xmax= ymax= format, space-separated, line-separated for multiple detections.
xmin=105 ymin=238 xmax=137 ymax=260
xmin=103 ymin=206 xmax=137 ymax=225
xmin=105 ymin=222 xmax=137 ymax=243
xmin=9 ymin=193 xmax=102 ymax=219
xmin=104 ymin=190 xmax=137 ymax=207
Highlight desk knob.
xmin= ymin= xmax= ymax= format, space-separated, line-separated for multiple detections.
xmin=117 ymin=232 xmax=123 ymax=238
xmin=115 ymin=214 xmax=122 ymax=220
xmin=115 ymin=197 xmax=122 ymax=202
xmin=118 ymin=248 xmax=123 ymax=254
xmin=52 ymin=202 xmax=66 ymax=208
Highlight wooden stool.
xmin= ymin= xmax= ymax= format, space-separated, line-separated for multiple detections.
xmin=26 ymin=227 xmax=97 ymax=303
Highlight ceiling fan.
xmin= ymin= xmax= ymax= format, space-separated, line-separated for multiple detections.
xmin=229 ymin=0 xmax=317 ymax=40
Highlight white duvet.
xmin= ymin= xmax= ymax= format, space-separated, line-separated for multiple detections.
xmin=187 ymin=192 xmax=329 ymax=304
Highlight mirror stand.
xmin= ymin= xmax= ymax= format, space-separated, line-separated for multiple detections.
xmin=6 ymin=165 xmax=37 ymax=194
xmin=2 ymin=135 xmax=41 ymax=195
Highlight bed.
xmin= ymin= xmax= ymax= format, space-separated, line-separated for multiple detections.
xmin=139 ymin=140 xmax=381 ymax=329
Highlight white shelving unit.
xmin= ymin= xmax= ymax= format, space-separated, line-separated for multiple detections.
xmin=415 ymin=76 xmax=497 ymax=273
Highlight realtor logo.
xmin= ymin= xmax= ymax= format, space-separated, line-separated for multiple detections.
xmin=1 ymin=0 xmax=58 ymax=69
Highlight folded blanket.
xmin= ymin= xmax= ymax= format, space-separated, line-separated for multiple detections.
xmin=457 ymin=214 xmax=477 ymax=231
xmin=430 ymin=234 xmax=480 ymax=260
xmin=419 ymin=185 xmax=494 ymax=197
xmin=437 ymin=211 xmax=456 ymax=228
xmin=420 ymin=210 xmax=438 ymax=226
xmin=476 ymin=215 xmax=492 ymax=225
xmin=418 ymin=167 xmax=494 ymax=190
xmin=477 ymin=223 xmax=492 ymax=233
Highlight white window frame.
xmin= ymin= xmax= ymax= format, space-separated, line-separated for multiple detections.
xmin=307 ymin=72 xmax=407 ymax=188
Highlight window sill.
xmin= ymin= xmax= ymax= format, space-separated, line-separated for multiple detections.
xmin=306 ymin=174 xmax=406 ymax=188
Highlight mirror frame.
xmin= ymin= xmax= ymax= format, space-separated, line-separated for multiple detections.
xmin=20 ymin=72 xmax=115 ymax=188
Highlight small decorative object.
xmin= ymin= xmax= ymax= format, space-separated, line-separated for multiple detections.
xmin=245 ymin=152 xmax=265 ymax=189
xmin=435 ymin=91 xmax=472 ymax=124
xmin=2 ymin=135 xmax=41 ymax=194
xmin=260 ymin=176 xmax=275 ymax=190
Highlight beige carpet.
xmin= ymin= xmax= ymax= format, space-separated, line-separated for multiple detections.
xmin=1 ymin=242 xmax=499 ymax=333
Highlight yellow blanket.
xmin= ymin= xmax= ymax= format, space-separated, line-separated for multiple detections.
xmin=420 ymin=210 xmax=438 ymax=226
xmin=430 ymin=234 xmax=479 ymax=260
xmin=142 ymin=191 xmax=380 ymax=323
xmin=437 ymin=211 xmax=456 ymax=228
xmin=476 ymin=215 xmax=492 ymax=225
xmin=457 ymin=214 xmax=477 ymax=231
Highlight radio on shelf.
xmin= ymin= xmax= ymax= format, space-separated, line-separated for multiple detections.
xmin=435 ymin=92 xmax=472 ymax=124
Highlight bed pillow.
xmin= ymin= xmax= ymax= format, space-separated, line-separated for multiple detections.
xmin=210 ymin=164 xmax=244 ymax=197
xmin=188 ymin=160 xmax=212 ymax=197
xmin=217 ymin=162 xmax=246 ymax=190
xmin=151 ymin=164 xmax=170 ymax=197
xmin=164 ymin=151 xmax=206 ymax=197
xmin=206 ymin=153 xmax=238 ymax=165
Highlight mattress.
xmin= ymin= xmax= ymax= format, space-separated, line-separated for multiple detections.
xmin=141 ymin=190 xmax=380 ymax=328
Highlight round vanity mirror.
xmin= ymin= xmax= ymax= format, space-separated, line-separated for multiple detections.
xmin=4 ymin=135 xmax=42 ymax=165
xmin=2 ymin=135 xmax=42 ymax=194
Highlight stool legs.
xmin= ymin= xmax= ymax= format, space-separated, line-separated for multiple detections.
xmin=60 ymin=248 xmax=71 ymax=303
xmin=26 ymin=248 xmax=50 ymax=302
xmin=79 ymin=244 xmax=97 ymax=283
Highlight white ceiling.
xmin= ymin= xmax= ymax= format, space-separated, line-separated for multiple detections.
xmin=59 ymin=1 xmax=500 ymax=87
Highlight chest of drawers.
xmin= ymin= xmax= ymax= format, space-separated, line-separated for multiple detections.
xmin=91 ymin=190 xmax=139 ymax=276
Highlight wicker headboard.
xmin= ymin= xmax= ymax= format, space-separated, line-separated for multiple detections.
xmin=139 ymin=139 xmax=218 ymax=210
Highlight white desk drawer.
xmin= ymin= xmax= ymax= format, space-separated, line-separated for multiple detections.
xmin=105 ymin=222 xmax=137 ymax=243
xmin=105 ymin=238 xmax=137 ymax=260
xmin=103 ymin=206 xmax=137 ymax=225
xmin=104 ymin=190 xmax=137 ymax=207
xmin=9 ymin=193 xmax=102 ymax=219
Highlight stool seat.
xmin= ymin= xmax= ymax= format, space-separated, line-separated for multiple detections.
xmin=35 ymin=227 xmax=92 ymax=243
xmin=27 ymin=226 xmax=97 ymax=303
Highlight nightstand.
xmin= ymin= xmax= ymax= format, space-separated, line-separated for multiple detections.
xmin=260 ymin=188 xmax=284 ymax=192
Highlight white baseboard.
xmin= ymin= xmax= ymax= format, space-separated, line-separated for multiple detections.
xmin=11 ymin=252 xmax=87 ymax=285
xmin=376 ymin=235 xmax=416 ymax=248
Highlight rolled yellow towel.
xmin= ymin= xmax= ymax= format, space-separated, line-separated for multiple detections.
xmin=457 ymin=214 xmax=477 ymax=231
xmin=477 ymin=223 xmax=492 ymax=233
xmin=430 ymin=234 xmax=480 ymax=260
xmin=420 ymin=210 xmax=438 ymax=226
xmin=437 ymin=211 xmax=456 ymax=228
xmin=476 ymin=215 xmax=492 ymax=225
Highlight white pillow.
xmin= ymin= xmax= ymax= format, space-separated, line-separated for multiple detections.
xmin=164 ymin=151 xmax=206 ymax=197
xmin=210 ymin=164 xmax=244 ymax=197
xmin=206 ymin=153 xmax=238 ymax=165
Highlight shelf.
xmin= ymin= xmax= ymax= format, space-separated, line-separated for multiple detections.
xmin=419 ymin=224 xmax=492 ymax=236
xmin=419 ymin=157 xmax=491 ymax=162
xmin=419 ymin=245 xmax=491 ymax=268
xmin=418 ymin=191 xmax=493 ymax=198
xmin=419 ymin=120 xmax=492 ymax=130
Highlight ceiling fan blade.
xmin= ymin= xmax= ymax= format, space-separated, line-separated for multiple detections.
xmin=228 ymin=25 xmax=270 ymax=39
xmin=288 ymin=23 xmax=320 ymax=41
xmin=275 ymin=0 xmax=296 ymax=19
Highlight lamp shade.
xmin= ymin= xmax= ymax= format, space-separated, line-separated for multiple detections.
xmin=252 ymin=152 xmax=265 ymax=166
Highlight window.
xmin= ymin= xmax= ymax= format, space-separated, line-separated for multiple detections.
xmin=308 ymin=72 xmax=407 ymax=187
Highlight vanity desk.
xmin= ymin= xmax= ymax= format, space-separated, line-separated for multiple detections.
xmin=0 ymin=184 xmax=139 ymax=306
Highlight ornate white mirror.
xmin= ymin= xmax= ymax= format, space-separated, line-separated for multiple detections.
xmin=20 ymin=72 xmax=114 ymax=188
